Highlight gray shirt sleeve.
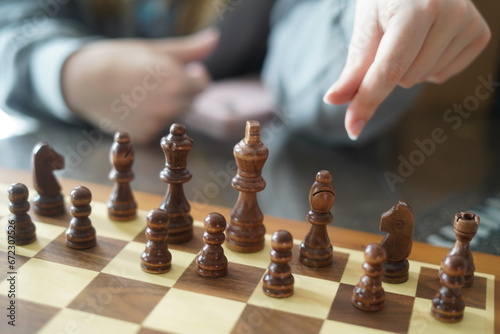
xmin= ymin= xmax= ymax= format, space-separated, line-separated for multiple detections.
xmin=0 ymin=0 xmax=100 ymax=123
xmin=263 ymin=0 xmax=422 ymax=145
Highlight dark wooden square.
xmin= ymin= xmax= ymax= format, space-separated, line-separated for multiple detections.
xmin=0 ymin=295 xmax=60 ymax=333
xmin=34 ymin=233 xmax=128 ymax=271
xmin=328 ymin=283 xmax=415 ymax=334
xmin=415 ymin=266 xmax=487 ymax=309
xmin=133 ymin=225 xmax=205 ymax=254
xmin=231 ymin=304 xmax=324 ymax=334
xmin=68 ymin=273 xmax=169 ymax=324
xmin=290 ymin=246 xmax=349 ymax=282
xmin=174 ymin=260 xmax=266 ymax=302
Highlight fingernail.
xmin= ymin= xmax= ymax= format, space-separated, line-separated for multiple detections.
xmin=322 ymin=83 xmax=337 ymax=104
xmin=347 ymin=119 xmax=366 ymax=141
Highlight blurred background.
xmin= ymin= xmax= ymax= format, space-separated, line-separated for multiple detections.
xmin=0 ymin=0 xmax=499 ymax=255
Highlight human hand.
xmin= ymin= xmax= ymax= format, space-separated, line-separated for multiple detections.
xmin=323 ymin=0 xmax=490 ymax=140
xmin=62 ymin=29 xmax=218 ymax=145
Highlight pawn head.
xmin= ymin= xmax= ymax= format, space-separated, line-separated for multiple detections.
xmin=8 ymin=183 xmax=29 ymax=203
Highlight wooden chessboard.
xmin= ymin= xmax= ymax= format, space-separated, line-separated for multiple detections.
xmin=0 ymin=170 xmax=498 ymax=334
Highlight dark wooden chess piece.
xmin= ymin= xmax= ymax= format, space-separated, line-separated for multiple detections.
xmin=32 ymin=142 xmax=65 ymax=216
xmin=431 ymin=255 xmax=466 ymax=323
xmin=352 ymin=243 xmax=386 ymax=312
xmin=196 ymin=212 xmax=228 ymax=278
xmin=7 ymin=183 xmax=36 ymax=245
xmin=226 ymin=121 xmax=268 ymax=253
xmin=447 ymin=212 xmax=479 ymax=288
xmin=160 ymin=123 xmax=194 ymax=244
xmin=379 ymin=201 xmax=414 ymax=283
xmin=300 ymin=170 xmax=334 ymax=267
xmin=141 ymin=208 xmax=172 ymax=274
xmin=263 ymin=230 xmax=294 ymax=298
xmin=107 ymin=132 xmax=137 ymax=221
xmin=66 ymin=186 xmax=96 ymax=249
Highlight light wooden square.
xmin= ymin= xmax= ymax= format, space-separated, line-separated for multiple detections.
xmin=408 ymin=297 xmax=492 ymax=334
xmin=0 ymin=221 xmax=65 ymax=257
xmin=143 ymin=288 xmax=246 ymax=334
xmin=38 ymin=308 xmax=140 ymax=334
xmin=101 ymin=241 xmax=196 ymax=287
xmin=86 ymin=201 xmax=147 ymax=241
xmin=0 ymin=258 xmax=98 ymax=308
xmin=247 ymin=273 xmax=339 ymax=320
xmin=222 ymin=234 xmax=272 ymax=269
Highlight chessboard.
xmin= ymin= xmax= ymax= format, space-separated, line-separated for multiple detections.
xmin=0 ymin=174 xmax=498 ymax=334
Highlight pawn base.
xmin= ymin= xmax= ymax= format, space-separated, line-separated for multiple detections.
xmin=66 ymin=238 xmax=96 ymax=250
xmin=141 ymin=262 xmax=172 ymax=274
xmin=382 ymin=259 xmax=409 ymax=284
xmin=263 ymin=283 xmax=294 ymax=299
xmin=352 ymin=297 xmax=384 ymax=312
xmin=33 ymin=194 xmax=65 ymax=217
xmin=431 ymin=306 xmax=464 ymax=323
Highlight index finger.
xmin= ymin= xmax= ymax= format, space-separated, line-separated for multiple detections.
xmin=345 ymin=14 xmax=432 ymax=140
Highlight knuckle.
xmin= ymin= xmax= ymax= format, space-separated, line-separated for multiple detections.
xmin=378 ymin=60 xmax=406 ymax=85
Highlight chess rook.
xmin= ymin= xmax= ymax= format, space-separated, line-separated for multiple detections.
xmin=431 ymin=255 xmax=466 ymax=323
xmin=300 ymin=170 xmax=334 ymax=267
xmin=141 ymin=209 xmax=172 ymax=274
xmin=108 ymin=132 xmax=137 ymax=221
xmin=263 ymin=230 xmax=294 ymax=298
xmin=226 ymin=121 xmax=268 ymax=253
xmin=379 ymin=201 xmax=414 ymax=283
xmin=160 ymin=123 xmax=194 ymax=244
xmin=447 ymin=212 xmax=479 ymax=288
xmin=352 ymin=243 xmax=386 ymax=312
xmin=196 ymin=212 xmax=228 ymax=278
xmin=32 ymin=142 xmax=65 ymax=216
xmin=66 ymin=186 xmax=96 ymax=249
xmin=7 ymin=183 xmax=36 ymax=245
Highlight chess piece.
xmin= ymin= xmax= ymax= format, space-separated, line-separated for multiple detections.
xmin=160 ymin=123 xmax=194 ymax=243
xmin=196 ymin=212 xmax=228 ymax=278
xmin=431 ymin=255 xmax=466 ymax=323
xmin=66 ymin=186 xmax=96 ymax=249
xmin=300 ymin=170 xmax=334 ymax=267
xmin=141 ymin=209 xmax=172 ymax=274
xmin=263 ymin=230 xmax=294 ymax=298
xmin=226 ymin=121 xmax=268 ymax=253
xmin=32 ymin=142 xmax=65 ymax=216
xmin=447 ymin=212 xmax=479 ymax=288
xmin=379 ymin=201 xmax=414 ymax=283
xmin=352 ymin=243 xmax=386 ymax=312
xmin=107 ymin=132 xmax=137 ymax=221
xmin=7 ymin=183 xmax=36 ymax=245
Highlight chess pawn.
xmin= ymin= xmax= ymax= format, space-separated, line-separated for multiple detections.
xmin=300 ymin=170 xmax=334 ymax=267
xmin=141 ymin=209 xmax=172 ymax=274
xmin=263 ymin=230 xmax=294 ymax=298
xmin=196 ymin=213 xmax=228 ymax=278
xmin=431 ymin=255 xmax=466 ymax=323
xmin=379 ymin=201 xmax=414 ymax=283
xmin=227 ymin=121 xmax=268 ymax=253
xmin=352 ymin=243 xmax=386 ymax=312
xmin=108 ymin=132 xmax=137 ymax=221
xmin=160 ymin=123 xmax=194 ymax=243
xmin=32 ymin=142 xmax=65 ymax=216
xmin=447 ymin=212 xmax=479 ymax=288
xmin=7 ymin=183 xmax=36 ymax=245
xmin=66 ymin=186 xmax=96 ymax=249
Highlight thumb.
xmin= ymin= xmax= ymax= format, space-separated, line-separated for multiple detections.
xmin=323 ymin=9 xmax=381 ymax=105
xmin=156 ymin=28 xmax=219 ymax=63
